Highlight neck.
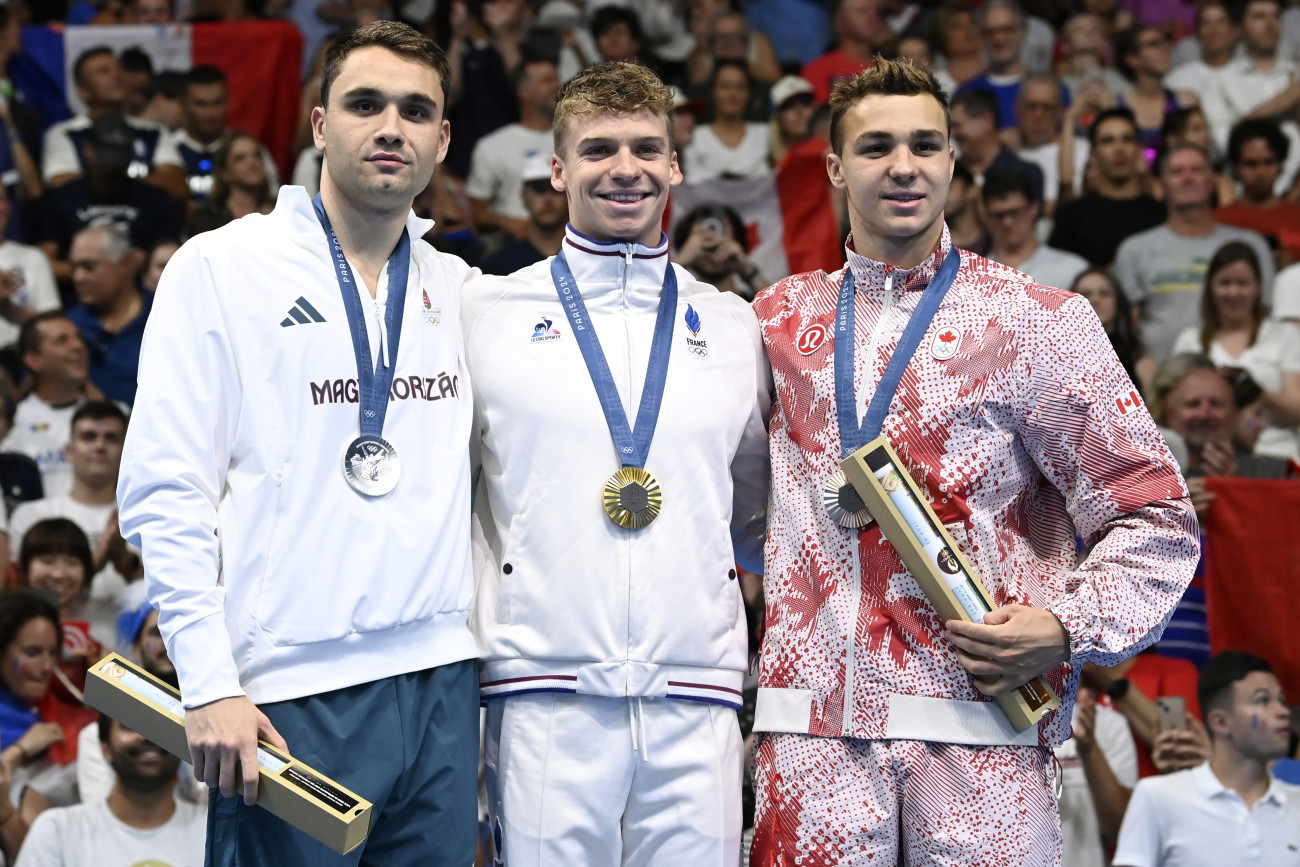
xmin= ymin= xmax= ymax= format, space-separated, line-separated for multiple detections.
xmin=994 ymin=233 xmax=1038 ymax=265
xmin=1166 ymin=205 xmax=1216 ymax=235
xmin=1209 ymin=747 xmax=1272 ymax=809
xmin=69 ymin=475 xmax=116 ymax=507
xmin=187 ymin=126 xmax=222 ymax=147
xmin=1242 ymin=190 xmax=1279 ymax=208
xmin=989 ymin=59 xmax=1024 ymax=77
xmin=520 ymin=107 xmax=552 ymax=132
xmin=33 ymin=377 xmax=83 ymax=406
xmin=319 ymin=178 xmax=410 ymax=296
xmin=1096 ymin=173 xmax=1143 ymax=198
xmin=963 ymin=139 xmax=1000 ymax=173
xmin=1135 ymin=73 xmax=1164 ymax=96
xmin=851 ymin=218 xmax=943 ymax=270
xmin=106 ymin=783 xmax=176 ymax=830
xmin=1219 ymin=313 xmax=1255 ymax=333
xmin=95 ymin=288 xmax=142 ymax=331
xmin=1205 ymin=48 xmax=1233 ymax=67
xmin=527 ymin=221 xmax=564 ymax=255
xmin=569 ymin=222 xmax=663 ymax=249
xmin=86 ymin=101 xmax=119 ymax=121
xmin=1246 ymin=46 xmax=1277 ymax=68
xmin=713 ymin=116 xmax=745 ymax=132
xmin=225 ymin=185 xmax=262 ymax=218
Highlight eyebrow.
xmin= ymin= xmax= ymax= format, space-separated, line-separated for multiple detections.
xmin=576 ymin=134 xmax=669 ymax=149
xmin=855 ymin=129 xmax=947 ymax=143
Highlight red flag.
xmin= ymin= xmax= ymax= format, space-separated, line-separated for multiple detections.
xmin=1203 ymin=477 xmax=1300 ymax=702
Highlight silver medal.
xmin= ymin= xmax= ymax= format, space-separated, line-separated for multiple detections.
xmin=343 ymin=435 xmax=401 ymax=496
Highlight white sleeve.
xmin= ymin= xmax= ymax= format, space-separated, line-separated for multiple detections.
xmin=1111 ymin=779 xmax=1164 ymax=867
xmin=1277 ymin=321 xmax=1300 ymax=372
xmin=7 ymin=503 xmax=36 ymax=560
xmin=74 ymin=722 xmax=113 ymax=806
xmin=1094 ymin=704 xmax=1139 ymax=788
xmin=41 ymin=124 xmax=80 ymax=182
xmin=150 ymin=129 xmax=182 ymax=169
xmin=291 ymin=148 xmax=322 ymax=197
xmin=116 ymin=237 xmax=246 ymax=708
xmin=1113 ymin=237 xmax=1145 ymax=306
xmin=1199 ymin=71 xmax=1235 ymax=153
xmin=464 ymin=139 xmax=498 ymax=202
xmin=1170 ymin=327 xmax=1202 ymax=358
xmin=12 ymin=808 xmax=63 ymax=867
xmin=724 ymin=290 xmax=771 ymax=575
xmin=22 ymin=249 xmax=59 ymax=315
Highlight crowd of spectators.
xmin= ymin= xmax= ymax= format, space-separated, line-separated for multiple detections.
xmin=0 ymin=0 xmax=1289 ymax=864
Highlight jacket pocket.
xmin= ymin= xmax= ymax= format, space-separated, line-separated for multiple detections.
xmin=495 ymin=515 xmax=523 ymax=624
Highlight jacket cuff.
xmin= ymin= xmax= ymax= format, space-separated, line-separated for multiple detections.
xmin=169 ymin=612 xmax=245 ymax=709
xmin=1048 ymin=585 xmax=1098 ymax=667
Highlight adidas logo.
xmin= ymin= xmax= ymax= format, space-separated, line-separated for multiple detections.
xmin=281 ymin=297 xmax=326 ymax=327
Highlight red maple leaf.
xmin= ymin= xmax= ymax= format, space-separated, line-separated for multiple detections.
xmin=939 ymin=329 xmax=957 ymax=342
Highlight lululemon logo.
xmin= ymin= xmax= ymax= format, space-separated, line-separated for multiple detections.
xmin=796 ymin=323 xmax=829 ymax=355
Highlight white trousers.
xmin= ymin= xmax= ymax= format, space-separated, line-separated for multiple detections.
xmin=484 ymin=693 xmax=743 ymax=867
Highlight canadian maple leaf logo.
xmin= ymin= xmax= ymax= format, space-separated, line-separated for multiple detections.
xmin=939 ymin=330 xmax=956 ymax=343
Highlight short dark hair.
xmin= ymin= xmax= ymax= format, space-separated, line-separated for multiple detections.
xmin=73 ymin=46 xmax=115 ymax=87
xmin=185 ymin=64 xmax=226 ymax=93
xmin=19 ymin=519 xmax=96 ymax=595
xmin=981 ymin=167 xmax=1037 ymax=204
xmin=18 ymin=311 xmax=73 ymax=363
xmin=950 ymin=87 xmax=1001 ymax=129
xmin=511 ymin=55 xmax=556 ymax=93
xmin=951 ymin=160 xmax=974 ymax=186
xmin=1198 ymin=650 xmax=1274 ymax=730
xmin=119 ymin=47 xmax=153 ymax=76
xmin=71 ymin=399 xmax=128 ymax=432
xmin=1228 ymin=117 xmax=1290 ymax=165
xmin=829 ymin=57 xmax=951 ymax=154
xmin=590 ymin=6 xmax=646 ymax=43
xmin=1231 ymin=0 xmax=1282 ymax=25
xmin=1088 ymin=106 xmax=1139 ymax=147
xmin=320 ymin=21 xmax=451 ymax=111
xmin=0 ymin=590 xmax=60 ymax=662
xmin=145 ymin=70 xmax=187 ymax=101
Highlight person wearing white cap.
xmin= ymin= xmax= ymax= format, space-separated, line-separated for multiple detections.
xmin=768 ymin=74 xmax=816 ymax=166
xmin=481 ymin=152 xmax=568 ymax=276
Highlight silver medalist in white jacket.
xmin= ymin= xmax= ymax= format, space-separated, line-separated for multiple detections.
xmin=118 ymin=187 xmax=479 ymax=709
xmin=464 ymin=228 xmax=771 ymax=707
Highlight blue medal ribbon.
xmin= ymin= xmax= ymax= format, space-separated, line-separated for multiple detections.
xmin=835 ymin=247 xmax=962 ymax=456
xmin=550 ymin=248 xmax=676 ymax=470
xmin=313 ymin=194 xmax=410 ymax=443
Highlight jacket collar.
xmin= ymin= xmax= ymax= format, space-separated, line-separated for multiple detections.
xmin=274 ymin=185 xmax=436 ymax=255
xmin=844 ymin=225 xmax=954 ymax=295
xmin=560 ymin=224 xmax=670 ymax=298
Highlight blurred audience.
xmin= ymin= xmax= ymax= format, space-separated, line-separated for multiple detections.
xmin=1216 ymin=118 xmax=1300 ymax=267
xmin=984 ymin=167 xmax=1087 ymax=289
xmin=950 ymin=87 xmax=1044 ymax=205
xmin=1114 ymin=144 xmax=1273 ymax=364
xmin=684 ymin=61 xmax=769 ymax=182
xmin=801 ymin=0 xmax=885 ymax=106
xmin=183 ymin=131 xmax=275 ymax=238
xmin=673 ymin=202 xmax=765 ymax=300
xmin=1170 ymin=241 xmax=1300 ymax=460
xmin=480 ymin=155 xmax=565 ymax=277
xmin=0 ymin=186 xmax=59 ymax=350
xmin=955 ymin=0 xmax=1030 ymax=128
xmin=65 ymin=224 xmax=150 ymax=406
xmin=1069 ymin=267 xmax=1156 ymax=396
xmin=1113 ymin=26 xmax=1196 ymax=153
xmin=1164 ymin=0 xmax=1239 ymax=94
xmin=767 ymin=76 xmax=815 ymax=168
xmin=1055 ymin=685 xmax=1137 ymax=867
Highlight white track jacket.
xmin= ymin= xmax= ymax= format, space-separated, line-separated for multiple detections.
xmin=118 ymin=187 xmax=479 ymax=709
xmin=463 ymin=227 xmax=770 ymax=709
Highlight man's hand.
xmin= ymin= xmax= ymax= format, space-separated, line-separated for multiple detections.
xmin=186 ymin=696 xmax=289 ymax=805
xmin=946 ymin=604 xmax=1071 ymax=696
xmin=1073 ymin=688 xmax=1098 ymax=755
xmin=1151 ymin=716 xmax=1211 ymax=773
xmin=1186 ymin=477 xmax=1215 ymax=517
xmin=1198 ymin=438 xmax=1237 ymax=477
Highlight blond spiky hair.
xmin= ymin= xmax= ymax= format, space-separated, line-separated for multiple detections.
xmin=553 ymin=61 xmax=675 ymax=154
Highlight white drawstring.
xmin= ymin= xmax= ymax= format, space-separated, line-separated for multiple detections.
xmin=628 ymin=697 xmax=650 ymax=763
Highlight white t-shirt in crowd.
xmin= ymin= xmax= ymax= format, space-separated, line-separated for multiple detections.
xmin=15 ymin=796 xmax=205 ymax=867
xmin=1054 ymin=702 xmax=1138 ymax=867
xmin=465 ymin=124 xmax=554 ymax=221
xmin=1170 ymin=318 xmax=1300 ymax=460
xmin=291 ymin=146 xmax=323 ymax=197
xmin=1019 ymin=138 xmax=1089 ymax=205
xmin=994 ymin=244 xmax=1091 ymax=292
xmin=7 ymin=494 xmax=146 ymax=643
xmin=1113 ymin=762 xmax=1300 ymax=867
xmin=1 ymin=395 xmax=83 ymax=498
xmin=683 ymin=123 xmax=771 ymax=183
xmin=0 ymin=243 xmax=58 ymax=347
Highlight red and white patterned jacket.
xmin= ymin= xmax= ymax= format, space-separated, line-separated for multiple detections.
xmin=751 ymin=229 xmax=1199 ymax=748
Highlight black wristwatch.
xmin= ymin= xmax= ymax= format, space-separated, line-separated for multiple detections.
xmin=1105 ymin=677 xmax=1131 ymax=702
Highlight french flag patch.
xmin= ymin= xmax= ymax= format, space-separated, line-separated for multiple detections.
xmin=1116 ymin=389 xmax=1143 ymax=416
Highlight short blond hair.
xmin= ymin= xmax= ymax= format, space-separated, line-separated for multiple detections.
xmin=553 ymin=61 xmax=674 ymax=155
xmin=828 ymin=57 xmax=950 ymax=154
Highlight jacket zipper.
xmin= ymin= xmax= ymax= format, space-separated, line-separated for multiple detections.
xmin=842 ymin=270 xmax=895 ymax=737
xmin=623 ymin=243 xmax=634 ymax=675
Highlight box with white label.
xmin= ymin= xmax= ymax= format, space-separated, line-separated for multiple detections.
xmin=85 ymin=653 xmax=373 ymax=854
xmin=841 ymin=437 xmax=1061 ymax=732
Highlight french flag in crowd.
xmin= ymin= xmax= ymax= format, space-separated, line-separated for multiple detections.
xmin=13 ymin=21 xmax=302 ymax=173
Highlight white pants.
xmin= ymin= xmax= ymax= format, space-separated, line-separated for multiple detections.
xmin=484 ymin=693 xmax=742 ymax=867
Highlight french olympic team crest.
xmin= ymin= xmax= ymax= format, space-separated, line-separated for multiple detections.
xmin=796 ymin=323 xmax=829 ymax=355
xmin=684 ymin=304 xmax=708 ymax=358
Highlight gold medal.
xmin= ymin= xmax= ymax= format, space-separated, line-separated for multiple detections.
xmin=602 ymin=467 xmax=663 ymax=529
xmin=823 ymin=469 xmax=873 ymax=529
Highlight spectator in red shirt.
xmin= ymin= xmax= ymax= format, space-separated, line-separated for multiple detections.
xmin=801 ymin=0 xmax=887 ymax=105
xmin=1215 ymin=118 xmax=1300 ymax=269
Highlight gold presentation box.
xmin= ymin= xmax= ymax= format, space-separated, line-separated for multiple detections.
xmin=841 ymin=437 xmax=1061 ymax=732
xmin=85 ymin=653 xmax=373 ymax=854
